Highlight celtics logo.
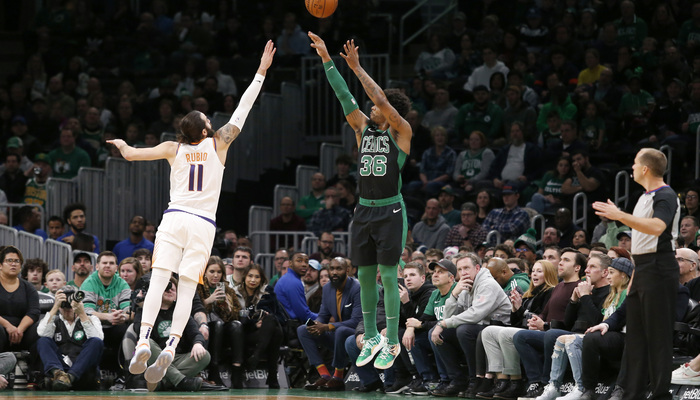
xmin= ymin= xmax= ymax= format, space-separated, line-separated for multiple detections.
xmin=73 ymin=330 xmax=85 ymax=342
xmin=157 ymin=320 xmax=172 ymax=337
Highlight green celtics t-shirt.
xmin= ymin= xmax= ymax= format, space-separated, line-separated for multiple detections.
xmin=422 ymin=282 xmax=457 ymax=321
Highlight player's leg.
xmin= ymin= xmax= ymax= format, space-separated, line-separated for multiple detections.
xmin=373 ymin=202 xmax=408 ymax=369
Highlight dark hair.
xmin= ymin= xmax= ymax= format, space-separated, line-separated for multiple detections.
xmin=384 ymin=88 xmax=412 ymax=118
xmin=477 ymin=190 xmax=495 ymax=213
xmin=561 ymin=247 xmax=588 ymax=274
xmin=133 ymin=248 xmax=152 ymax=260
xmin=495 ymin=243 xmax=515 ymax=258
xmin=335 ymin=179 xmax=356 ymax=195
xmin=5 ymin=154 xmax=20 ymax=164
xmin=335 ymin=154 xmax=353 ymax=166
xmin=21 ymin=258 xmax=48 ymax=281
xmin=239 ymin=264 xmax=269 ymax=307
xmin=72 ymin=233 xmax=95 ymax=251
xmin=48 ymin=215 xmax=64 ymax=226
xmin=178 ymin=110 xmax=208 ymax=144
xmin=234 ymin=246 xmax=254 ymax=259
xmin=15 ymin=206 xmax=36 ymax=225
xmin=63 ymin=203 xmax=86 ymax=224
xmin=0 ymin=245 xmax=23 ymax=266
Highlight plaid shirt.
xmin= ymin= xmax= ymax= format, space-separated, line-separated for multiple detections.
xmin=444 ymin=223 xmax=488 ymax=248
xmin=482 ymin=206 xmax=530 ymax=241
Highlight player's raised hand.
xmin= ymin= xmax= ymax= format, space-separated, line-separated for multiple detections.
xmin=308 ymin=31 xmax=331 ymax=62
xmin=340 ymin=39 xmax=361 ymax=70
xmin=259 ymin=40 xmax=276 ymax=72
xmin=107 ymin=139 xmax=126 ymax=150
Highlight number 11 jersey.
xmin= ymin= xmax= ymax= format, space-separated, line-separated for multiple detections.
xmin=357 ymin=126 xmax=407 ymax=201
xmin=168 ymin=137 xmax=225 ymax=221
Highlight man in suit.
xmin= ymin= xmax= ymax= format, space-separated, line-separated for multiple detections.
xmin=297 ymin=257 xmax=362 ymax=391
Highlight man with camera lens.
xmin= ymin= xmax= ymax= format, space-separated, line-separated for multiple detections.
xmin=36 ymin=285 xmax=104 ymax=390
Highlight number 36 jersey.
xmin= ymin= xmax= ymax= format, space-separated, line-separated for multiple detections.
xmin=168 ymin=137 xmax=225 ymax=221
xmin=357 ymin=126 xmax=407 ymax=200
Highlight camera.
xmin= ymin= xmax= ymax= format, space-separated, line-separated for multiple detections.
xmin=33 ymin=167 xmax=41 ymax=176
xmin=61 ymin=289 xmax=85 ymax=308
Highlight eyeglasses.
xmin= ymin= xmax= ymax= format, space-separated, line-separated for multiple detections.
xmin=319 ymin=240 xmax=334 ymax=245
xmin=3 ymin=258 xmax=21 ymax=265
xmin=687 ymin=195 xmax=698 ymax=200
xmin=677 ymin=257 xmax=696 ymax=264
xmin=515 ymin=248 xmax=530 ymax=253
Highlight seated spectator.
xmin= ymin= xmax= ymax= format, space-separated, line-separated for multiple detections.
xmin=679 ymin=248 xmax=700 ymax=299
xmin=486 ymin=122 xmax=542 ymax=191
xmin=0 ymin=154 xmax=25 ymax=203
xmin=614 ymin=0 xmax=647 ymax=49
xmin=618 ymin=73 xmax=654 ymax=143
xmin=233 ymin=264 xmax=285 ymax=389
xmin=0 ymin=352 xmax=15 ymax=390
xmin=21 ymin=257 xmax=49 ymax=293
xmin=513 ymin=229 xmax=538 ymax=274
xmin=405 ymin=126 xmax=456 ymax=198
xmin=13 ymin=205 xmax=48 ymax=240
xmin=616 ymin=230 xmax=632 ymax=251
xmin=577 ymin=49 xmax=608 ymax=87
xmin=226 ymin=247 xmax=253 ymax=287
xmin=45 ymin=269 xmax=66 ymax=295
xmin=269 ymin=196 xmax=306 ymax=248
xmin=429 ymin=254 xmax=511 ymax=397
xmin=299 ymin=257 xmax=361 ymax=391
xmin=536 ymin=85 xmax=578 ymax=133
xmin=554 ymin=208 xmax=582 ymax=248
xmin=502 ymin=85 xmax=537 ymax=141
xmin=412 ymin=199 xmax=450 ymax=249
xmin=415 ymin=33 xmax=457 ymax=80
xmin=335 ymin=179 xmax=357 ymax=215
xmin=479 ymin=260 xmax=557 ymax=399
xmin=438 ymin=186 xmax=460 ymax=227
xmin=303 ymin=259 xmax=321 ymax=302
xmin=463 ymin=44 xmax=510 ymax=92
xmin=518 ymin=7 xmax=549 ymax=54
xmin=542 ymin=120 xmax=587 ymax=166
xmin=482 ymin=185 xmax=531 ymax=241
xmin=268 ymin=248 xmax=289 ymax=287
xmin=684 ymin=188 xmax=700 ymax=219
xmin=606 ymin=246 xmax=631 ymax=261
xmin=422 ymin=88 xmax=458 ymax=135
xmin=112 ymin=215 xmax=154 ymax=263
xmin=310 ymin=232 xmax=345 ymax=262
xmin=275 ymin=252 xmax=318 ymax=323
xmin=297 ymin=172 xmax=326 ymax=224
xmin=68 ymin=252 xmax=94 ymax=288
xmin=308 ymin=187 xmax=352 ymax=236
xmin=47 ymin=215 xmax=65 ymax=240
xmin=48 ymin=127 xmax=91 ymax=179
xmin=133 ymin=248 xmax=153 ymax=274
xmin=486 ymin=256 xmax=530 ymax=296
xmin=0 ymin=246 xmax=40 ymax=354
xmin=527 ymin=156 xmax=572 ymax=215
xmin=680 ymin=216 xmax=699 ymax=249
xmin=476 ymin=190 xmax=495 ymax=224
xmin=444 ymin=202 xmax=488 ymax=248
xmin=455 ymin=85 xmax=504 ymax=143
xmin=572 ymin=229 xmax=588 ymax=248
xmin=58 ymin=203 xmax=101 ymax=253
xmin=399 ymin=261 xmax=437 ymax=394
xmin=326 ymin=154 xmax=356 ymax=188
xmin=118 ymin=257 xmax=143 ymax=291
xmin=453 ymin=131 xmax=495 ymax=193
xmin=133 ymin=276 xmax=221 ymax=391
xmin=196 ymin=256 xmax=243 ymax=388
xmin=36 ymin=286 xmax=104 ymax=390
xmin=81 ymin=251 xmax=131 ymax=357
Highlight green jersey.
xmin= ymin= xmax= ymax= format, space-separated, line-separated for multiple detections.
xmin=423 ymin=282 xmax=457 ymax=321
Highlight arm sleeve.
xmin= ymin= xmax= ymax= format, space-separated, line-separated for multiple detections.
xmin=25 ymin=283 xmax=40 ymax=322
xmin=37 ymin=313 xmax=55 ymax=337
xmin=472 ymin=149 xmax=495 ymax=181
xmin=229 ymin=74 xmax=265 ymax=130
xmin=292 ymin=282 xmax=318 ymax=322
xmin=83 ymin=315 xmax=104 ymax=340
xmin=453 ymin=152 xmax=465 ymax=181
xmin=323 ymin=60 xmax=359 ymax=116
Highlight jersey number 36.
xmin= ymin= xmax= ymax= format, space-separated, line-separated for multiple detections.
xmin=359 ymin=155 xmax=387 ymax=177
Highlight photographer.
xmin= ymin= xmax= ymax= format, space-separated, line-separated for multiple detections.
xmin=234 ymin=264 xmax=285 ymax=389
xmin=195 ymin=256 xmax=244 ymax=388
xmin=36 ymin=286 xmax=104 ymax=390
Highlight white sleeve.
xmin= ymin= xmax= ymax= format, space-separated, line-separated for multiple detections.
xmin=37 ymin=313 xmax=56 ymax=338
xmin=229 ymin=73 xmax=265 ymax=130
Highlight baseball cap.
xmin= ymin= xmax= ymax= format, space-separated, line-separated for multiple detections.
xmin=73 ymin=252 xmax=91 ymax=263
xmin=502 ymin=185 xmax=519 ymax=195
xmin=11 ymin=116 xmax=27 ymax=125
xmin=309 ymin=259 xmax=321 ymax=271
xmin=7 ymin=137 xmax=23 ymax=149
xmin=610 ymin=257 xmax=634 ymax=277
xmin=616 ymin=230 xmax=632 ymax=240
xmin=440 ymin=185 xmax=455 ymax=196
xmin=34 ymin=153 xmax=51 ymax=164
xmin=429 ymin=258 xmax=457 ymax=277
xmin=473 ymin=84 xmax=490 ymax=93
xmin=443 ymin=246 xmax=459 ymax=258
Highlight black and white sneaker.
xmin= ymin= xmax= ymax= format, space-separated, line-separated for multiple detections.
xmin=385 ymin=379 xmax=411 ymax=394
xmin=407 ymin=379 xmax=428 ymax=396
xmin=518 ymin=381 xmax=544 ymax=399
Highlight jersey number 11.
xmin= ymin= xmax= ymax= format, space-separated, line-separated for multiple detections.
xmin=189 ymin=164 xmax=204 ymax=191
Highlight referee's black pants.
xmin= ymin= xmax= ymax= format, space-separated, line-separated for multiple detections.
xmin=623 ymin=253 xmax=678 ymax=400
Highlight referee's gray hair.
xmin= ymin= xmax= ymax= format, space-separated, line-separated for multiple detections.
xmin=452 ymin=252 xmax=482 ymax=268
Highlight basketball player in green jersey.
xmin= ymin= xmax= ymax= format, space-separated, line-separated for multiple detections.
xmin=309 ymin=32 xmax=412 ymax=369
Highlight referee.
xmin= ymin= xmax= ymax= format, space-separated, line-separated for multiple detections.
xmin=593 ymin=148 xmax=680 ymax=400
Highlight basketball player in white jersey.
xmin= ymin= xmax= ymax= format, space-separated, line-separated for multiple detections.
xmin=107 ymin=41 xmax=276 ymax=386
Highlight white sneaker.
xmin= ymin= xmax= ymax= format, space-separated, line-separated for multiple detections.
xmin=556 ymin=388 xmax=584 ymax=399
xmin=535 ymin=383 xmax=561 ymax=400
xmin=144 ymin=346 xmax=175 ymax=383
xmin=129 ymin=339 xmax=151 ymax=375
xmin=671 ymin=363 xmax=700 ymax=385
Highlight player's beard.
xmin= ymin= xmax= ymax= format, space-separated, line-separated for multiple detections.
xmin=206 ymin=126 xmax=215 ymax=138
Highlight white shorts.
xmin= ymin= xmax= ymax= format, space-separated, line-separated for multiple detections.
xmin=152 ymin=211 xmax=216 ymax=283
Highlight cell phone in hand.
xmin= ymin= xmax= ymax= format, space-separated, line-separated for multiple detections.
xmin=306 ymin=318 xmax=316 ymax=326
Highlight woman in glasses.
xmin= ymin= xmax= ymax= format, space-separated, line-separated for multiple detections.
xmin=0 ymin=246 xmax=39 ymax=354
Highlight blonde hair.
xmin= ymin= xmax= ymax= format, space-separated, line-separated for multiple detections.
xmin=602 ymin=269 xmax=630 ymax=311
xmin=45 ymin=269 xmax=66 ymax=281
xmin=523 ymin=260 xmax=558 ymax=298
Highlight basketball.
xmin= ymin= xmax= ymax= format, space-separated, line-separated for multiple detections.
xmin=305 ymin=0 xmax=338 ymax=18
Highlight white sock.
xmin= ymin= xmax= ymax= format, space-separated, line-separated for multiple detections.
xmin=138 ymin=326 xmax=152 ymax=342
xmin=168 ymin=276 xmax=198 ymax=339
xmin=139 ymin=268 xmax=172 ymax=340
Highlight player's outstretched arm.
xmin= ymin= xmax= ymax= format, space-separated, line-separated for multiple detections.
xmin=107 ymin=139 xmax=178 ymax=162
xmin=341 ymin=39 xmax=411 ymax=153
xmin=215 ymin=40 xmax=276 ymax=151
xmin=308 ymin=31 xmax=367 ymax=146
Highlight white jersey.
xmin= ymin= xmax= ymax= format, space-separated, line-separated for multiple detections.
xmin=168 ymin=137 xmax=224 ymax=221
